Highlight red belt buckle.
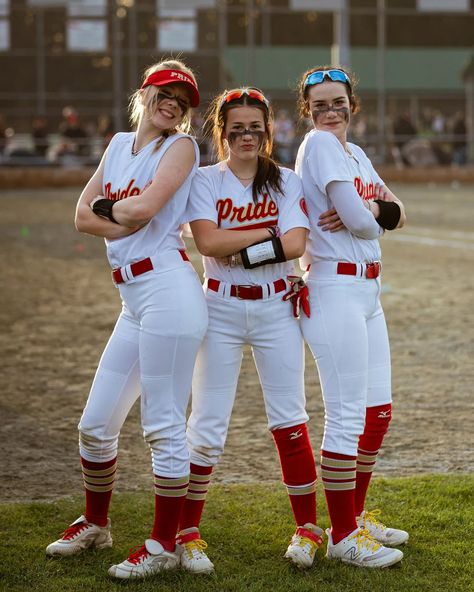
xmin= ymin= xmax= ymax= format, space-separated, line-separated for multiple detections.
xmin=366 ymin=262 xmax=380 ymax=279
xmin=234 ymin=285 xmax=262 ymax=299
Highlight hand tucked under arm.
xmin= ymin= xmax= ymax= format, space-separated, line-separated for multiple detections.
xmin=318 ymin=207 xmax=345 ymax=232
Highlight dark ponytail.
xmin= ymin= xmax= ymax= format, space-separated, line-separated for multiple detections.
xmin=253 ymin=154 xmax=282 ymax=204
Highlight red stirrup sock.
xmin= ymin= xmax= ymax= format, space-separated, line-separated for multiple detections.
xmin=355 ymin=403 xmax=392 ymax=516
xmin=81 ymin=456 xmax=117 ymax=527
xmin=151 ymin=475 xmax=189 ymax=552
xmin=272 ymin=423 xmax=317 ymax=526
xmin=179 ymin=463 xmax=213 ymax=531
xmin=321 ymin=450 xmax=357 ymax=544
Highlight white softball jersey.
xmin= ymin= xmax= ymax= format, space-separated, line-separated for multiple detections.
xmin=296 ymin=129 xmax=384 ymax=267
xmin=102 ymin=131 xmax=199 ymax=269
xmin=185 ymin=161 xmax=310 ymax=283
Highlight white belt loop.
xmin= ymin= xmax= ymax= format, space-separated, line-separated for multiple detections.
xmin=122 ymin=264 xmax=134 ymax=282
xmin=221 ymin=281 xmax=230 ymax=298
xmin=207 ymin=278 xmax=231 ymax=299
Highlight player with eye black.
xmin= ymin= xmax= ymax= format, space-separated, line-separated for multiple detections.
xmin=295 ymin=66 xmax=407 ymax=569
xmin=177 ymin=87 xmax=324 ymax=573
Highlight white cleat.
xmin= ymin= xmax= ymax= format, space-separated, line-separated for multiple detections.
xmin=108 ymin=538 xmax=179 ymax=580
xmin=177 ymin=527 xmax=214 ymax=574
xmin=46 ymin=515 xmax=112 ymax=556
xmin=326 ymin=527 xmax=403 ymax=568
xmin=284 ymin=523 xmax=324 ymax=569
xmin=357 ymin=509 xmax=409 ymax=546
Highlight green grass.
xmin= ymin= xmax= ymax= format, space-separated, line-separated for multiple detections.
xmin=1 ymin=475 xmax=473 ymax=592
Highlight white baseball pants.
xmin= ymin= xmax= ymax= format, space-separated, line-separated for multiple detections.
xmin=187 ymin=283 xmax=309 ymax=467
xmin=301 ymin=266 xmax=392 ymax=457
xmin=78 ymin=260 xmax=208 ymax=477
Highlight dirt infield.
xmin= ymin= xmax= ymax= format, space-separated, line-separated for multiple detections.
xmin=1 ymin=184 xmax=473 ymax=502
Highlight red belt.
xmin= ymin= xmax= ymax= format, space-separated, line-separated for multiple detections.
xmin=337 ymin=261 xmax=380 ymax=279
xmin=207 ymin=278 xmax=287 ymax=300
xmin=307 ymin=261 xmax=381 ymax=279
xmin=112 ymin=250 xmax=189 ymax=284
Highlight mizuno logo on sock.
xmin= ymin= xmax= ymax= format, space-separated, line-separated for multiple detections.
xmin=378 ymin=410 xmax=391 ymax=418
xmin=289 ymin=429 xmax=303 ymax=440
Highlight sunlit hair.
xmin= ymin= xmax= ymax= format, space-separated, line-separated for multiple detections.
xmin=129 ymin=58 xmax=197 ymax=145
xmin=297 ymin=65 xmax=360 ymax=121
xmin=207 ymin=87 xmax=282 ymax=203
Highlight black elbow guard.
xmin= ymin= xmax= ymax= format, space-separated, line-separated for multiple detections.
xmin=240 ymin=237 xmax=286 ymax=269
xmin=92 ymin=198 xmax=118 ymax=223
xmin=374 ymin=200 xmax=401 ymax=230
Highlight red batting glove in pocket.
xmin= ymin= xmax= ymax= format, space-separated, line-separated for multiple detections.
xmin=282 ymin=276 xmax=311 ymax=319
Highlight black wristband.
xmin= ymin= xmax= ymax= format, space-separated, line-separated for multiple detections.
xmin=240 ymin=237 xmax=286 ymax=269
xmin=92 ymin=198 xmax=118 ymax=224
xmin=374 ymin=200 xmax=401 ymax=231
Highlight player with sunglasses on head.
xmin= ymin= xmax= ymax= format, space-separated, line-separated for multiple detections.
xmin=45 ymin=59 xmax=208 ymax=580
xmin=176 ymin=87 xmax=324 ymax=573
xmin=295 ymin=66 xmax=407 ymax=568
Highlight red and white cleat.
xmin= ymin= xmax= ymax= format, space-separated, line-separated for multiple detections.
xmin=177 ymin=527 xmax=214 ymax=574
xmin=284 ymin=523 xmax=324 ymax=569
xmin=46 ymin=515 xmax=112 ymax=556
xmin=108 ymin=538 xmax=180 ymax=580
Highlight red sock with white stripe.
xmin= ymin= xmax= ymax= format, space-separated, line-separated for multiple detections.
xmin=321 ymin=450 xmax=357 ymax=544
xmin=272 ymin=423 xmax=317 ymax=526
xmin=81 ymin=456 xmax=116 ymax=527
xmin=179 ymin=463 xmax=213 ymax=530
xmin=151 ymin=475 xmax=189 ymax=551
xmin=355 ymin=403 xmax=392 ymax=516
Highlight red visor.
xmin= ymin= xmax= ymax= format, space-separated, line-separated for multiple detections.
xmin=141 ymin=69 xmax=200 ymax=108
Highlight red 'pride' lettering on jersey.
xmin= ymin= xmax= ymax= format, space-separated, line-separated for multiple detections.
xmin=354 ymin=177 xmax=376 ymax=200
xmin=104 ymin=178 xmax=152 ymax=201
xmin=216 ymin=193 xmax=279 ymax=227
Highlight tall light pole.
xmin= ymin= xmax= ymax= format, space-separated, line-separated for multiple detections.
xmin=246 ymin=0 xmax=256 ymax=83
xmin=331 ymin=0 xmax=350 ymax=68
xmin=112 ymin=2 xmax=124 ymax=132
xmin=376 ymin=0 xmax=386 ymax=164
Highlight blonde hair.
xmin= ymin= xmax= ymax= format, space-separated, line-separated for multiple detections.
xmin=129 ymin=58 xmax=197 ymax=143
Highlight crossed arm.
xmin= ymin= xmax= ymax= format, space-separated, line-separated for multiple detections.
xmin=190 ymin=219 xmax=308 ymax=263
xmin=317 ymin=183 xmax=406 ymax=233
xmin=75 ymin=138 xmax=196 ymax=238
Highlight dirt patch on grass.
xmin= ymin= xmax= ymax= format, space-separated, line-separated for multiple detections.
xmin=1 ymin=185 xmax=473 ymax=502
